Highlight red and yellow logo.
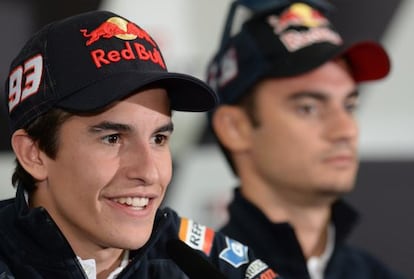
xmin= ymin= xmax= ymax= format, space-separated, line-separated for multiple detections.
xmin=80 ymin=16 xmax=156 ymax=47
xmin=267 ymin=3 xmax=342 ymax=52
xmin=274 ymin=3 xmax=328 ymax=33
xmin=80 ymin=17 xmax=165 ymax=69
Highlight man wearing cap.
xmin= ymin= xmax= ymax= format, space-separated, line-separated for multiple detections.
xmin=208 ymin=1 xmax=404 ymax=278
xmin=0 ymin=10 xmax=281 ymax=279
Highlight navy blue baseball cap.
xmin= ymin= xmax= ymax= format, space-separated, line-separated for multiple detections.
xmin=207 ymin=1 xmax=391 ymax=105
xmin=5 ymin=10 xmax=218 ymax=132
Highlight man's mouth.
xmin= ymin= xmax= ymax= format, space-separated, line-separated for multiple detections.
xmin=111 ymin=197 xmax=149 ymax=210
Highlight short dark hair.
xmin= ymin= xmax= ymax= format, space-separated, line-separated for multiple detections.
xmin=212 ymin=82 xmax=262 ymax=176
xmin=12 ymin=109 xmax=72 ymax=192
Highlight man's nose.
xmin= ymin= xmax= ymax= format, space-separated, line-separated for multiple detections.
xmin=123 ymin=141 xmax=159 ymax=186
xmin=325 ymin=108 xmax=358 ymax=143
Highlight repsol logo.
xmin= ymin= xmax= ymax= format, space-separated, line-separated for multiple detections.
xmin=189 ymin=222 xmax=203 ymax=247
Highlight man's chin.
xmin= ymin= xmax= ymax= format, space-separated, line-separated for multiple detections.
xmin=112 ymin=224 xmax=154 ymax=250
xmin=316 ymin=183 xmax=355 ymax=200
xmin=116 ymin=236 xmax=151 ymax=251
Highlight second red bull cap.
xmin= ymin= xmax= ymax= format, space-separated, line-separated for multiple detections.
xmin=207 ymin=2 xmax=391 ymax=105
xmin=5 ymin=10 xmax=218 ymax=132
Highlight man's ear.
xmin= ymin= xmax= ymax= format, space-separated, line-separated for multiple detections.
xmin=11 ymin=129 xmax=48 ymax=181
xmin=212 ymin=105 xmax=253 ymax=152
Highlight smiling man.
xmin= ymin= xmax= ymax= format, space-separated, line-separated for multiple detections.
xmin=207 ymin=1 xmax=404 ymax=279
xmin=0 ymin=10 xmax=280 ymax=279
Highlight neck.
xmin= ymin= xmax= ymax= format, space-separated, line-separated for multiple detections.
xmin=286 ymin=207 xmax=331 ymax=259
xmin=78 ymin=248 xmax=124 ymax=279
xmin=239 ymin=172 xmax=334 ymax=259
xmin=96 ymin=250 xmax=124 ymax=279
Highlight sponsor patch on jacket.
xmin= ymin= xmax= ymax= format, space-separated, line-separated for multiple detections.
xmin=178 ymin=218 xmax=214 ymax=256
xmin=245 ymin=259 xmax=279 ymax=279
xmin=219 ymin=237 xmax=249 ymax=268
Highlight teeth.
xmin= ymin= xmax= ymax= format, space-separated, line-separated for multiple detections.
xmin=113 ymin=197 xmax=149 ymax=208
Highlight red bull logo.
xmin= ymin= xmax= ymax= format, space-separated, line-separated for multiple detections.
xmin=89 ymin=41 xmax=165 ymax=69
xmin=267 ymin=3 xmax=342 ymax=52
xmin=80 ymin=16 xmax=156 ymax=47
xmin=80 ymin=17 xmax=165 ymax=69
xmin=272 ymin=3 xmax=329 ymax=34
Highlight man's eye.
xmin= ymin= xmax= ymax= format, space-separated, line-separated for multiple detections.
xmin=345 ymin=102 xmax=358 ymax=113
xmin=153 ymin=134 xmax=168 ymax=146
xmin=297 ymin=104 xmax=317 ymax=115
xmin=102 ymin=134 xmax=121 ymax=145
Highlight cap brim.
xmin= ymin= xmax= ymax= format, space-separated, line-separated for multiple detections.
xmin=56 ymin=71 xmax=218 ymax=112
xmin=342 ymin=41 xmax=391 ymax=82
xmin=268 ymin=41 xmax=391 ymax=83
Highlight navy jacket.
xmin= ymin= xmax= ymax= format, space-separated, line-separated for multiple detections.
xmin=0 ymin=184 xmax=280 ymax=279
xmin=220 ymin=188 xmax=406 ymax=279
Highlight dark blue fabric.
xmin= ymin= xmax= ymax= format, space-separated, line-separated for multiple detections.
xmin=0 ymin=183 xmax=280 ymax=279
xmin=220 ymin=188 xmax=406 ymax=279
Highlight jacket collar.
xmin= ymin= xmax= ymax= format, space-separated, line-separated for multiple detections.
xmin=223 ymin=187 xmax=359 ymax=276
xmin=229 ymin=187 xmax=359 ymax=246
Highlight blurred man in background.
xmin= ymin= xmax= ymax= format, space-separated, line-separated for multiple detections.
xmin=207 ymin=0 xmax=405 ymax=278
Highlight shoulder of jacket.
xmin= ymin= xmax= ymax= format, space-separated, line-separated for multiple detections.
xmin=0 ymin=259 xmax=14 ymax=278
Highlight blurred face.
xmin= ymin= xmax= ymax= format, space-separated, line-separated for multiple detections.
xmin=243 ymin=60 xmax=359 ymax=200
xmin=33 ymin=88 xmax=173 ymax=254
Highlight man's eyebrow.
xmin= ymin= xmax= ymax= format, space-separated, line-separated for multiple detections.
xmin=288 ymin=91 xmax=329 ymax=102
xmin=288 ymin=90 xmax=359 ymax=101
xmin=154 ymin=121 xmax=174 ymax=134
xmin=89 ymin=121 xmax=132 ymax=133
xmin=88 ymin=120 xmax=173 ymax=134
xmin=347 ymin=90 xmax=359 ymax=99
